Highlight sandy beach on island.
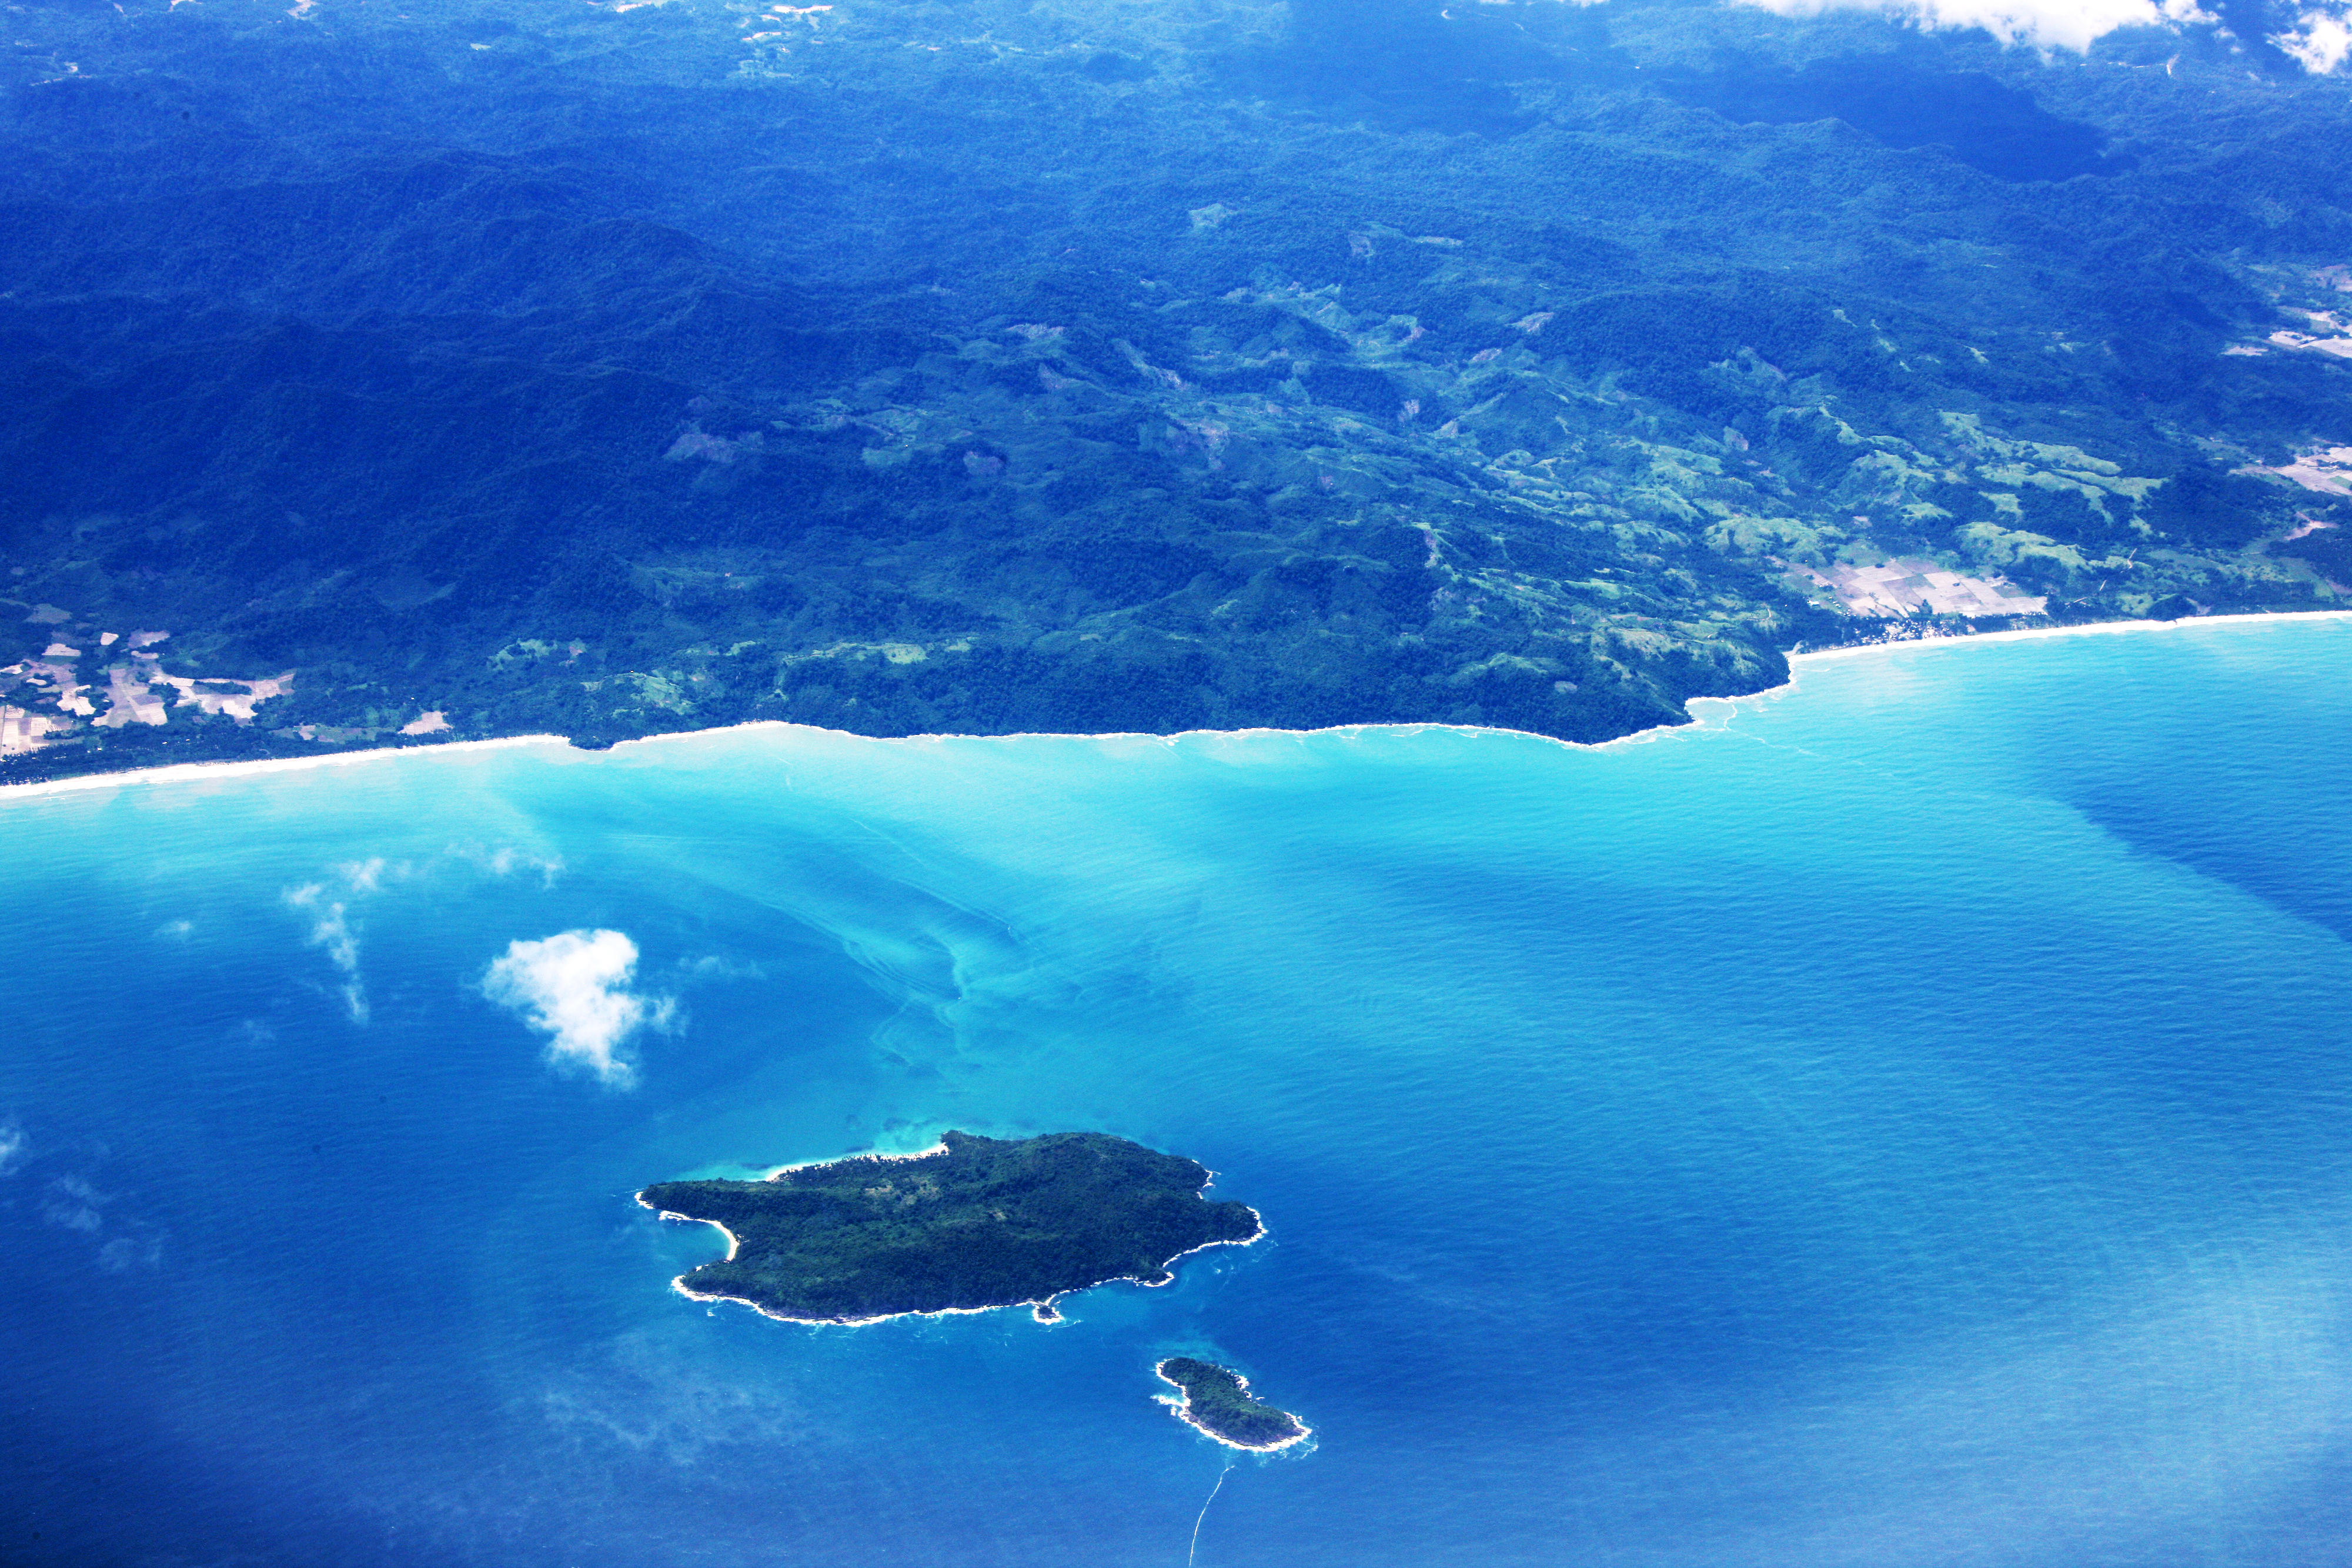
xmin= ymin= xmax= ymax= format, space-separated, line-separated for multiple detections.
xmin=753 ymin=1140 xmax=954 ymax=1178
xmin=5 ymin=611 xmax=2348 ymax=805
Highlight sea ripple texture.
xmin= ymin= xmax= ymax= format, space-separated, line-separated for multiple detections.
xmin=4 ymin=617 xmax=2350 ymax=1567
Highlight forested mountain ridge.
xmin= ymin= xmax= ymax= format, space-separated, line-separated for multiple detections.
xmin=3 ymin=0 xmax=2347 ymax=777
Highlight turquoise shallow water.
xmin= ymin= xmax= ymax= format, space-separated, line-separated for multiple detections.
xmin=4 ymin=618 xmax=2351 ymax=1567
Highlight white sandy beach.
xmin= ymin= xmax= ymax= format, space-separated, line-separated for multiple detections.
xmin=0 ymin=732 xmax=573 ymax=802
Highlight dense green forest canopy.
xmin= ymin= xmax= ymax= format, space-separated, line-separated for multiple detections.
xmin=2 ymin=0 xmax=2347 ymax=777
xmin=641 ymin=1131 xmax=1263 ymax=1322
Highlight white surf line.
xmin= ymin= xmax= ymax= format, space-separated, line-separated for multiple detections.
xmin=9 ymin=609 xmax=2348 ymax=803
xmin=1782 ymin=607 xmax=2352 ymax=668
xmin=1680 ymin=609 xmax=2352 ymax=736
xmin=0 ymin=732 xmax=570 ymax=803
xmin=1187 ymin=1463 xmax=1234 ymax=1568
xmin=510 ymin=610 xmax=2352 ymax=761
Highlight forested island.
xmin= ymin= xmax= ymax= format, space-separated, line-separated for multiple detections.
xmin=639 ymin=1131 xmax=1262 ymax=1324
xmin=1155 ymin=1358 xmax=1311 ymax=1452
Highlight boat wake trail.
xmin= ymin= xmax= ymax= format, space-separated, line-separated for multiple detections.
xmin=1188 ymin=1464 xmax=1234 ymax=1567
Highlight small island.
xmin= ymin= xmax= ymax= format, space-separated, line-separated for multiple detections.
xmin=639 ymin=1130 xmax=1262 ymax=1325
xmin=1155 ymin=1358 xmax=1311 ymax=1452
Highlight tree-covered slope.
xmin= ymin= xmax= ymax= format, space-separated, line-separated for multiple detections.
xmin=2 ymin=0 xmax=2346 ymax=778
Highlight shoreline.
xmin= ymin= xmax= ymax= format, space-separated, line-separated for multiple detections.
xmin=1783 ymin=609 xmax=2352 ymax=666
xmin=1154 ymin=1360 xmax=1314 ymax=1454
xmin=5 ymin=611 xmax=2347 ymax=803
xmin=754 ymin=1139 xmax=953 ymax=1179
xmin=650 ymin=1223 xmax=1264 ymax=1329
xmin=0 ymin=732 xmax=572 ymax=802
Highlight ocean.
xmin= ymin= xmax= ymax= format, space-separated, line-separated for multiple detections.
xmin=4 ymin=616 xmax=2350 ymax=1567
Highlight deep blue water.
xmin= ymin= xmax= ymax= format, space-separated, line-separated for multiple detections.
xmin=5 ymin=618 xmax=2351 ymax=1567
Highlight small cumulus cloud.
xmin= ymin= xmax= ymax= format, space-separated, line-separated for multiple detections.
xmin=42 ymin=1174 xmax=106 ymax=1233
xmin=1715 ymin=0 xmax=2352 ymax=65
xmin=285 ymin=882 xmax=368 ymax=1023
xmin=155 ymin=918 xmax=193 ymax=941
xmin=280 ymin=857 xmax=422 ymax=1021
xmin=283 ymin=844 xmax=565 ymax=1026
xmin=676 ymin=954 xmax=766 ymax=982
xmin=98 ymin=1233 xmax=164 ymax=1273
xmin=455 ymin=844 xmax=566 ymax=885
xmin=26 ymin=1156 xmax=164 ymax=1269
xmin=0 ymin=1118 xmax=28 ymax=1176
xmin=2274 ymin=4 xmax=2351 ymax=66
xmin=541 ymin=1329 xmax=812 ymax=1462
xmin=1731 ymin=0 xmax=2214 ymax=54
xmin=483 ymin=930 xmax=674 ymax=1088
xmin=284 ymin=883 xmax=356 ymax=969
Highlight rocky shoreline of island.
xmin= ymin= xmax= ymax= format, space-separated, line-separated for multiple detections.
xmin=1155 ymin=1358 xmax=1311 ymax=1453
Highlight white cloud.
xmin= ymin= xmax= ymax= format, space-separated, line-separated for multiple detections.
xmin=98 ymin=1233 xmax=163 ymax=1272
xmin=29 ymin=1160 xmax=163 ymax=1268
xmin=2274 ymin=4 xmax=2352 ymax=68
xmin=42 ymin=1174 xmax=105 ymax=1233
xmin=453 ymin=843 xmax=566 ymax=885
xmin=0 ymin=1119 xmax=26 ymax=1176
xmin=676 ymin=953 xmax=766 ymax=981
xmin=280 ymin=848 xmax=572 ymax=1030
xmin=1730 ymin=0 xmax=2222 ymax=54
xmin=285 ymin=882 xmax=368 ymax=1023
xmin=483 ymin=930 xmax=673 ymax=1087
